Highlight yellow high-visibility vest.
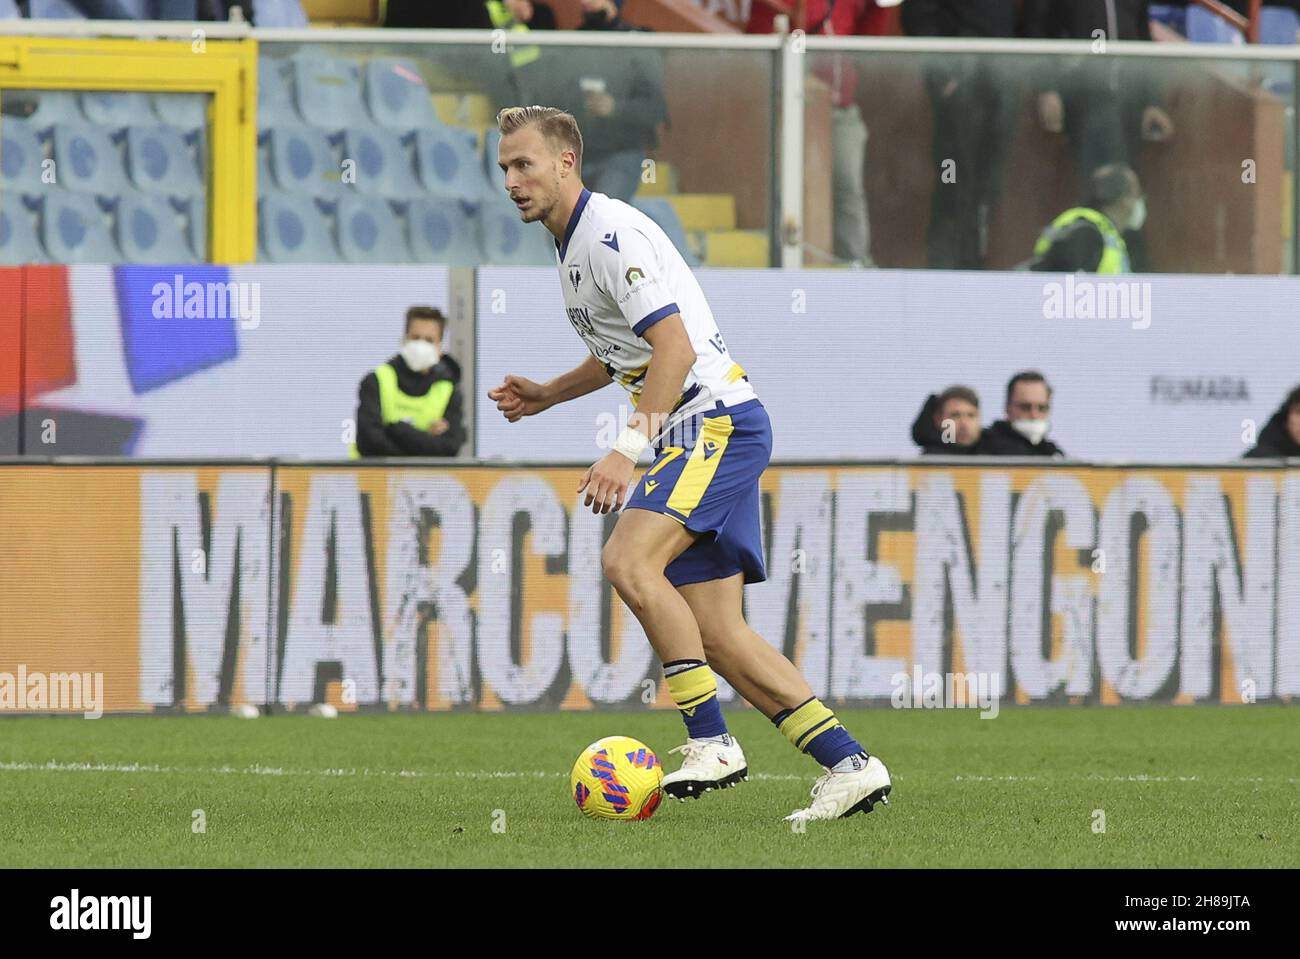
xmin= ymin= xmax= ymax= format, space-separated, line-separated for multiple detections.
xmin=485 ymin=1 xmax=541 ymax=69
xmin=1034 ymin=206 xmax=1130 ymax=274
xmin=350 ymin=363 xmax=454 ymax=459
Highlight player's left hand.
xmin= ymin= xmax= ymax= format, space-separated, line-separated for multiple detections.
xmin=578 ymin=452 xmax=634 ymax=514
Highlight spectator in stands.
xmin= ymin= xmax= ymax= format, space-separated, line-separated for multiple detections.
xmin=1023 ymin=0 xmax=1170 ymax=272
xmin=902 ymin=0 xmax=1019 ymax=270
xmin=484 ymin=0 xmax=556 ymax=30
xmin=911 ymin=385 xmax=985 ymax=454
xmin=1024 ymin=0 xmax=1174 ymax=176
xmin=1026 ymin=163 xmax=1143 ymax=273
xmin=748 ymin=1 xmax=893 ymax=268
xmin=980 ymin=371 xmax=1066 ymax=456
xmin=353 ymin=307 xmax=466 ymax=458
xmin=527 ymin=6 xmax=666 ymax=201
xmin=1244 ymin=385 xmax=1300 ymax=458
xmin=579 ymin=0 xmax=636 ymax=31
xmin=384 ymin=0 xmax=554 ymax=30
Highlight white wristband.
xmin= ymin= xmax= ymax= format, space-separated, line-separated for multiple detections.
xmin=613 ymin=427 xmax=650 ymax=463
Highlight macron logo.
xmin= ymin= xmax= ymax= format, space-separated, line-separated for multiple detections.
xmin=600 ymin=231 xmax=619 ymax=252
xmin=50 ymin=890 xmax=151 ymax=940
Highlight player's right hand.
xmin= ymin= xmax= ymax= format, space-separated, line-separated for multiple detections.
xmin=487 ymin=374 xmax=549 ymax=422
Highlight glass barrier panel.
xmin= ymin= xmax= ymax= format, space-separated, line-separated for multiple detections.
xmin=805 ymin=47 xmax=1296 ymax=274
xmin=257 ymin=39 xmax=776 ymax=268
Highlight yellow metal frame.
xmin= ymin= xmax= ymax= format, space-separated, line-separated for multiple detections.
xmin=0 ymin=36 xmax=257 ymax=262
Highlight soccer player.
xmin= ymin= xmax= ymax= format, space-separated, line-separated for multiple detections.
xmin=487 ymin=106 xmax=891 ymax=822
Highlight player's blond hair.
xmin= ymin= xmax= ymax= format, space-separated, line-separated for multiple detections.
xmin=496 ymin=105 xmax=584 ymax=167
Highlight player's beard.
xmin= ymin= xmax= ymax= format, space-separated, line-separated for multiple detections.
xmin=523 ymin=190 xmax=553 ymax=224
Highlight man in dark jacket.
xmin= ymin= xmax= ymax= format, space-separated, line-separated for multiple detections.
xmin=911 ymin=385 xmax=985 ymax=454
xmin=384 ymin=0 xmax=555 ymax=29
xmin=902 ymin=0 xmax=1019 ymax=269
xmin=352 ymin=307 xmax=466 ymax=458
xmin=979 ymin=371 xmax=1067 ymax=456
xmin=1244 ymin=385 xmax=1300 ymax=458
xmin=579 ymin=0 xmax=636 ymax=31
xmin=1024 ymin=0 xmax=1170 ymax=272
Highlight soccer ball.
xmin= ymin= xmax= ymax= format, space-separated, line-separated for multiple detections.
xmin=570 ymin=736 xmax=664 ymax=821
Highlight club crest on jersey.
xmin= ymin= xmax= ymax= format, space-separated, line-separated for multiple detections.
xmin=600 ymin=231 xmax=619 ymax=252
xmin=568 ymin=265 xmax=582 ymax=291
xmin=625 ymin=266 xmax=646 ymax=285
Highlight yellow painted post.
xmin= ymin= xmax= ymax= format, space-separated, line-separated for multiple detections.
xmin=0 ymin=36 xmax=257 ymax=262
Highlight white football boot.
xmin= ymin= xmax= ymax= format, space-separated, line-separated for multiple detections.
xmin=783 ymin=754 xmax=892 ymax=823
xmin=662 ymin=736 xmax=749 ymax=800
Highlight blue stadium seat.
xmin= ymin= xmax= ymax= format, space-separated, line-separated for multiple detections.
xmin=1 ymin=118 xmax=51 ymax=197
xmin=634 ymin=197 xmax=701 ymax=268
xmin=26 ymin=91 xmax=86 ymax=132
xmin=151 ymin=93 xmax=208 ymax=135
xmin=258 ymin=191 xmax=340 ymax=263
xmin=254 ymin=0 xmax=309 ymax=26
xmin=152 ymin=1 xmax=199 ymax=16
xmin=1260 ymin=6 xmax=1299 ymax=44
xmin=1186 ymin=6 xmax=1245 ymax=44
xmin=125 ymin=125 xmax=204 ymax=198
xmin=29 ymin=0 xmax=88 ymax=18
xmin=266 ymin=124 xmax=347 ymax=197
xmin=257 ymin=135 xmax=273 ymax=191
xmin=115 ymin=190 xmax=196 ymax=264
xmin=258 ymin=60 xmax=297 ymax=126
xmin=365 ymin=58 xmax=439 ymax=132
xmin=291 ymin=50 xmax=370 ymax=133
xmin=80 ymin=92 xmax=157 ymax=131
xmin=407 ymin=196 xmax=482 ymax=265
xmin=257 ymin=56 xmax=301 ymax=129
xmin=51 ymin=122 xmax=130 ymax=195
xmin=343 ymin=126 xmax=421 ymax=199
xmin=335 ymin=194 xmax=410 ymax=263
xmin=175 ymin=193 xmax=205 ymax=259
xmin=479 ymin=194 xmax=555 ymax=266
xmin=415 ymin=125 xmax=490 ymax=203
xmin=0 ymin=193 xmax=49 ymax=265
xmin=482 ymin=126 xmax=503 ymax=187
xmin=40 ymin=191 xmax=120 ymax=263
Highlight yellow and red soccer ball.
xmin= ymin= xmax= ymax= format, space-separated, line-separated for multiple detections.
xmin=570 ymin=736 xmax=664 ymax=821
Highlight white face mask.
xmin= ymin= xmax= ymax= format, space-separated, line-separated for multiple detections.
xmin=400 ymin=339 xmax=440 ymax=373
xmin=1127 ymin=196 xmax=1147 ymax=232
xmin=1011 ymin=418 xmax=1051 ymax=446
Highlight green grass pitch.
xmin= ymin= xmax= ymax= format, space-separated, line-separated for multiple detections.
xmin=1 ymin=705 xmax=1296 ymax=868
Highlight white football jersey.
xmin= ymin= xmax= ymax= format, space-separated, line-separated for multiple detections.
xmin=554 ymin=189 xmax=757 ymax=435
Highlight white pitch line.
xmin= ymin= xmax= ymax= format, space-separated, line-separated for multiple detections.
xmin=953 ymin=774 xmax=1300 ymax=784
xmin=0 ymin=761 xmax=1294 ymax=785
xmin=0 ymin=760 xmax=812 ymax=782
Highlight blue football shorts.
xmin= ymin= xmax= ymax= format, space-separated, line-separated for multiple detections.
xmin=623 ymin=398 xmax=772 ymax=588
